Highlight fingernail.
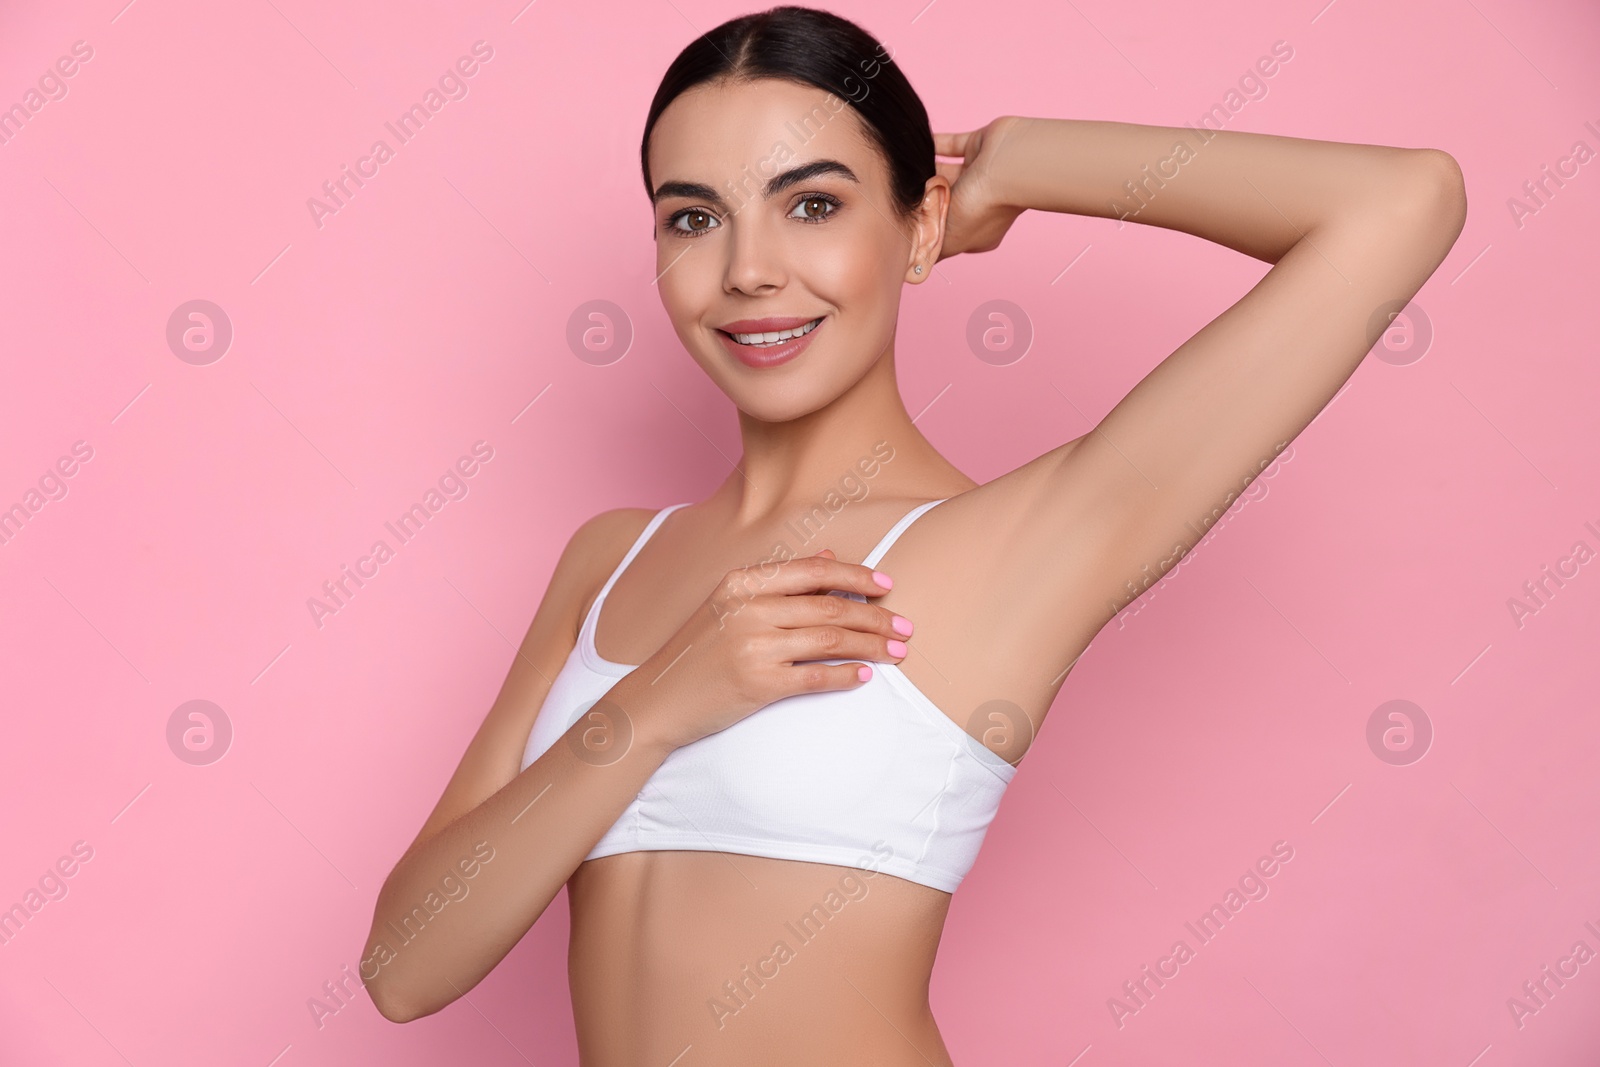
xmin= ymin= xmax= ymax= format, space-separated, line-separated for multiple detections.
xmin=891 ymin=615 xmax=914 ymax=636
xmin=886 ymin=640 xmax=908 ymax=658
xmin=858 ymin=665 xmax=873 ymax=682
xmin=872 ymin=570 xmax=893 ymax=589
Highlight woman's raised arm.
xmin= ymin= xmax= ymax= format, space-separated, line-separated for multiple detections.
xmin=937 ymin=116 xmax=1466 ymax=668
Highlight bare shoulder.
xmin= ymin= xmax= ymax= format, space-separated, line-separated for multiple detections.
xmin=571 ymin=504 xmax=662 ymax=548
xmin=396 ymin=504 xmax=665 ymax=853
xmin=564 ymin=506 xmax=663 ymax=628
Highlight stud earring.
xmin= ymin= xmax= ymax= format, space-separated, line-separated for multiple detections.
xmin=913 ymin=264 xmax=923 ymax=274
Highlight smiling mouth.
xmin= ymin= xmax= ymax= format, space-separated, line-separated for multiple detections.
xmin=719 ymin=317 xmax=824 ymax=347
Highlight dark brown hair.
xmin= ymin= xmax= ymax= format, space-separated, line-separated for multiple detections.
xmin=639 ymin=5 xmax=935 ymax=218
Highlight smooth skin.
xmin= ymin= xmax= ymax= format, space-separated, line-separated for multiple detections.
xmin=362 ymin=77 xmax=1467 ymax=1065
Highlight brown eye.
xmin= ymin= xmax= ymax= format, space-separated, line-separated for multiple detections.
xmin=668 ymin=209 xmax=719 ymax=236
xmin=789 ymin=194 xmax=840 ymax=223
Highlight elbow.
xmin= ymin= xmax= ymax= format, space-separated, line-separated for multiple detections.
xmin=373 ymin=1001 xmax=415 ymax=1025
xmin=364 ymin=954 xmax=465 ymax=1023
xmin=1406 ymin=148 xmax=1469 ymax=235
xmin=365 ymin=973 xmax=420 ymax=1024
xmin=368 ymin=979 xmax=436 ymax=1025
xmin=360 ymin=943 xmax=438 ymax=1024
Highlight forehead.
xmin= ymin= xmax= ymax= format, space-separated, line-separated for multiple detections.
xmin=648 ymin=77 xmax=878 ymax=188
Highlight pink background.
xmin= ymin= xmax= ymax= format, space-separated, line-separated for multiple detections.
xmin=3 ymin=0 xmax=1598 ymax=1063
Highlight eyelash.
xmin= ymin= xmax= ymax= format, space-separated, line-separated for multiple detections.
xmin=663 ymin=192 xmax=842 ymax=238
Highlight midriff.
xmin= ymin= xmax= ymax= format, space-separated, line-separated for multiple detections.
xmin=566 ymin=849 xmax=958 ymax=1066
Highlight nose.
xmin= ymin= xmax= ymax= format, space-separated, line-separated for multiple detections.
xmin=721 ymin=206 xmax=785 ymax=296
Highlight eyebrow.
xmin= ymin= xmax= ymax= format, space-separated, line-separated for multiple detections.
xmin=651 ymin=159 xmax=860 ymax=211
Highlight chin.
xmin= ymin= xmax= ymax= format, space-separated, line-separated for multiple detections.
xmin=702 ymin=371 xmax=837 ymax=423
xmin=729 ymin=387 xmax=834 ymax=424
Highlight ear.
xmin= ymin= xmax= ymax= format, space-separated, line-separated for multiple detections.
xmin=905 ymin=175 xmax=950 ymax=282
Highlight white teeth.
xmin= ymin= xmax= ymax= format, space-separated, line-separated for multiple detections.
xmin=730 ymin=318 xmax=821 ymax=346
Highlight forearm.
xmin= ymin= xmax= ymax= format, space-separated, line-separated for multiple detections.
xmin=363 ymin=673 xmax=676 ymax=1022
xmin=988 ymin=116 xmax=1444 ymax=262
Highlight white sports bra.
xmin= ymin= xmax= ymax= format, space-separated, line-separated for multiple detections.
xmin=519 ymin=498 xmax=1017 ymax=893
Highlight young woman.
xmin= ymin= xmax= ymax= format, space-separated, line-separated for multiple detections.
xmin=362 ymin=6 xmax=1466 ymax=1063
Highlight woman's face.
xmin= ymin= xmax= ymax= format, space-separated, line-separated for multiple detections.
xmin=646 ymin=77 xmax=942 ymax=423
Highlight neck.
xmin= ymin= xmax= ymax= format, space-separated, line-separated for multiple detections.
xmin=708 ymin=346 xmax=952 ymax=528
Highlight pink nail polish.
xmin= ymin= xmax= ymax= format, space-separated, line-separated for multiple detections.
xmin=872 ymin=570 xmax=893 ymax=589
xmin=886 ymin=639 xmax=908 ymax=658
xmin=858 ymin=665 xmax=873 ymax=682
xmin=891 ymin=615 xmax=914 ymax=636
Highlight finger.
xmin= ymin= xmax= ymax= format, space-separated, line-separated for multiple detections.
xmin=933 ymin=129 xmax=973 ymax=158
xmin=744 ymin=555 xmax=893 ymax=599
xmin=815 ymin=548 xmax=835 ymax=558
xmin=766 ymin=593 xmax=912 ymax=639
xmin=776 ymin=625 xmax=907 ymax=665
xmin=781 ymin=660 xmax=876 ymax=694
xmin=934 ymin=129 xmax=972 ymax=156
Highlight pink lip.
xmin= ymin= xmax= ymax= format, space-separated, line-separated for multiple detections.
xmin=718 ymin=315 xmax=820 ymax=333
xmin=716 ymin=316 xmax=825 ymax=369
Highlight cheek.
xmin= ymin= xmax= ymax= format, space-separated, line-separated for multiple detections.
xmin=657 ymin=256 xmax=711 ymax=323
xmin=805 ymin=234 xmax=898 ymax=306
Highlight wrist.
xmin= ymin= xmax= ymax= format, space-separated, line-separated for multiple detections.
xmin=606 ymin=672 xmax=684 ymax=760
xmin=985 ymin=114 xmax=1038 ymax=213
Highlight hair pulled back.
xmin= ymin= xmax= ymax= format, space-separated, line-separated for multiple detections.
xmin=640 ymin=5 xmax=935 ymax=219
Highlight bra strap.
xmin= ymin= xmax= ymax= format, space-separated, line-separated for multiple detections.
xmin=594 ymin=502 xmax=692 ymax=604
xmin=861 ymin=498 xmax=948 ymax=570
